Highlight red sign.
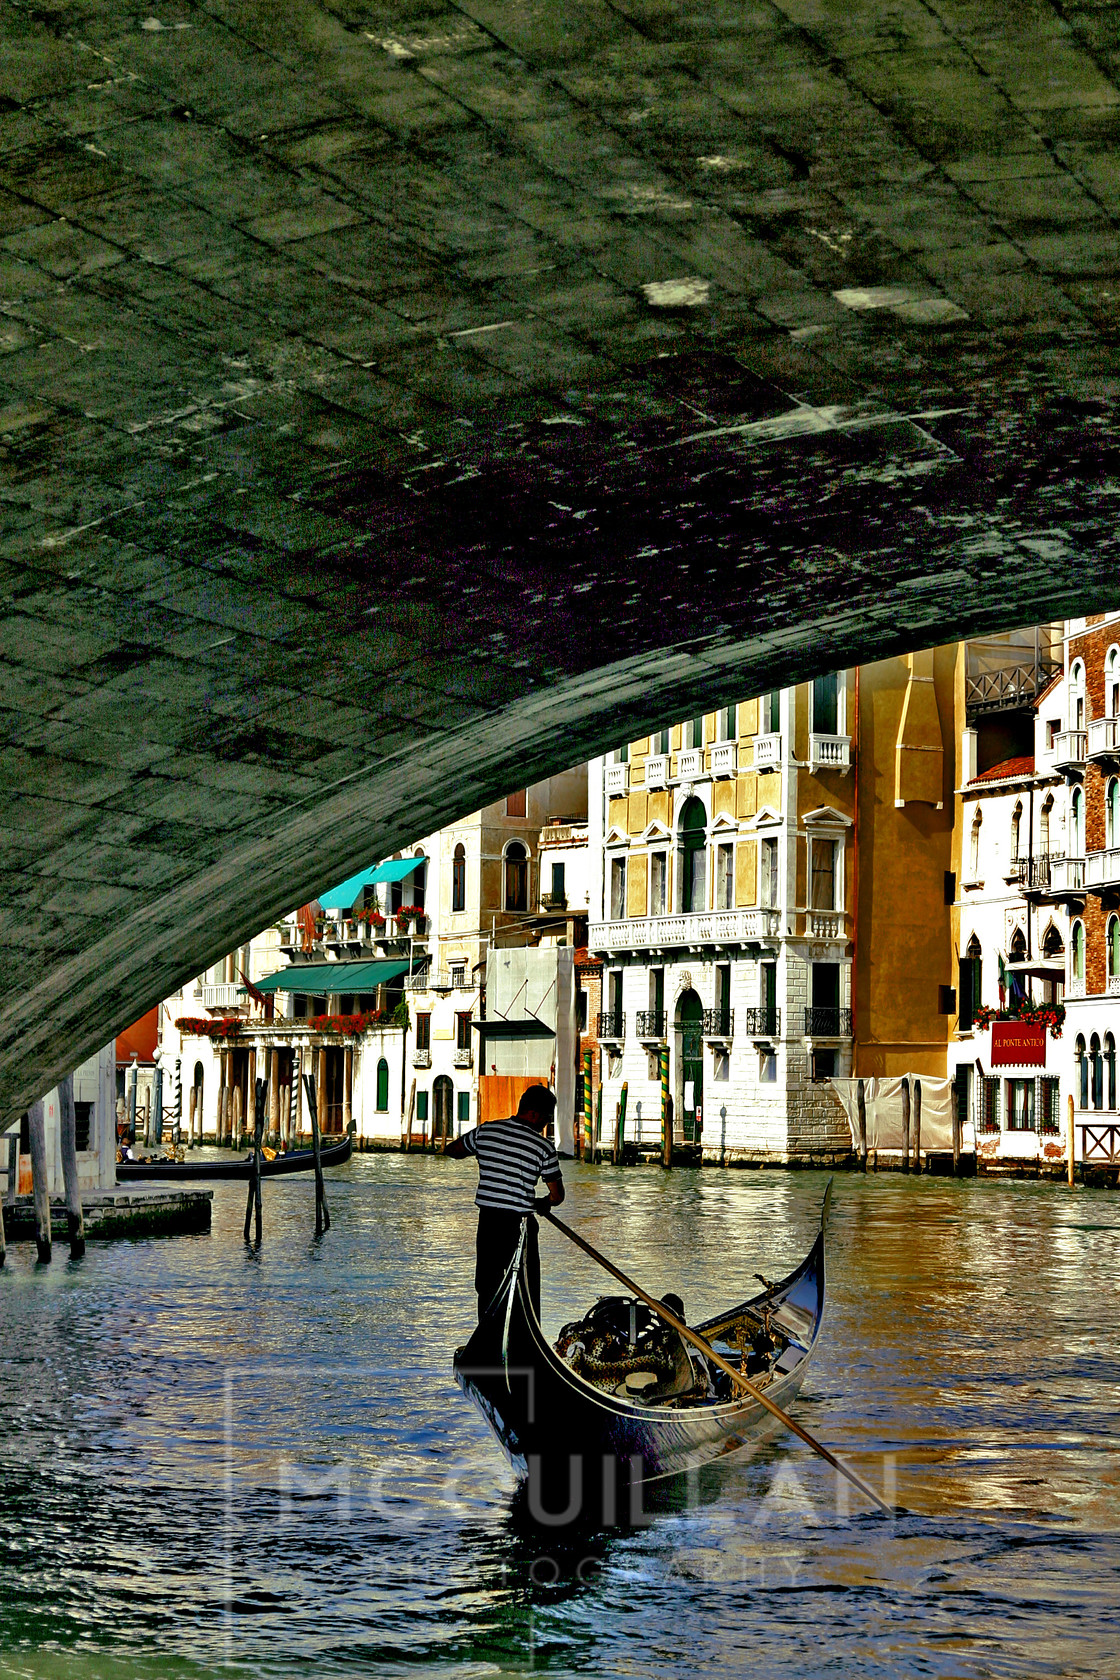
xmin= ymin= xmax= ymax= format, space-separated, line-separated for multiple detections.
xmin=990 ymin=1021 xmax=1047 ymax=1067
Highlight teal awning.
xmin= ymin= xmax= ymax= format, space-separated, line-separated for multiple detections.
xmin=251 ymin=960 xmax=410 ymax=995
xmin=370 ymin=858 xmax=423 ymax=884
xmin=318 ymin=867 xmax=379 ymax=911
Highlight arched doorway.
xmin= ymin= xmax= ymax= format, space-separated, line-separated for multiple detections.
xmin=433 ymin=1075 xmax=454 ymax=1145
xmin=675 ymin=989 xmax=703 ymax=1146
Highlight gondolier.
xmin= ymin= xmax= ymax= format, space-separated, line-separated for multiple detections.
xmin=445 ymin=1084 xmax=564 ymax=1323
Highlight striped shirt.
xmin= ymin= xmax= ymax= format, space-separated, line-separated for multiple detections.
xmin=461 ymin=1118 xmax=562 ymax=1213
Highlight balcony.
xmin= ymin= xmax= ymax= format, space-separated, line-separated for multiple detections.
xmin=1086 ymin=847 xmax=1120 ymax=891
xmin=194 ymin=982 xmax=246 ymax=1010
xmin=405 ymin=968 xmax=432 ymax=991
xmin=541 ymin=891 xmax=567 ymax=911
xmin=804 ymin=1007 xmax=853 ymax=1037
xmin=590 ymin=909 xmax=781 ymax=953
xmin=743 ymin=1007 xmax=781 ymax=1038
xmin=710 ymin=741 xmax=737 ymax=777
xmin=636 ymin=1009 xmax=666 ymax=1040
xmin=597 ymin=1010 xmax=625 ymax=1041
xmin=678 ymin=747 xmax=704 ymax=780
xmin=1052 ymin=729 xmax=1087 ymax=774
xmin=753 ymin=732 xmax=782 ymax=770
xmin=645 ymin=754 xmax=669 ymax=790
xmin=1015 ymin=853 xmax=1085 ymax=898
xmin=453 ymin=1046 xmax=473 ymax=1068
xmin=702 ymin=1008 xmax=734 ymax=1040
xmin=810 ymin=734 xmax=851 ymax=773
xmin=1088 ymin=716 xmax=1120 ymax=766
xmin=605 ymin=763 xmax=629 ymax=796
xmin=807 ymin=910 xmax=844 ymax=940
xmin=412 ymin=1047 xmax=431 ymax=1068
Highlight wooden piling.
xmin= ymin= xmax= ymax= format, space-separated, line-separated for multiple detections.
xmin=613 ymin=1083 xmax=627 ymax=1165
xmin=232 ymin=1084 xmax=243 ymax=1152
xmin=147 ymin=1067 xmax=163 ymax=1148
xmin=58 ymin=1074 xmax=85 ymax=1257
xmin=268 ymin=1051 xmax=280 ymax=1146
xmin=128 ymin=1060 xmax=138 ymax=1144
xmin=303 ymin=1072 xmax=329 ymax=1235
xmin=403 ymin=1079 xmax=415 ymax=1153
xmin=27 ymin=1097 xmax=51 ymax=1262
xmin=317 ymin=1046 xmax=327 ymax=1139
xmin=951 ymin=1082 xmax=961 ymax=1177
xmin=188 ymin=1084 xmax=198 ymax=1148
xmin=1068 ymin=1094 xmax=1076 ymax=1188
xmin=856 ymin=1077 xmax=868 ymax=1172
xmin=343 ymin=1046 xmax=353 ymax=1134
xmin=594 ymin=1085 xmax=602 ymax=1166
xmin=661 ymin=1046 xmax=672 ymax=1169
xmin=244 ymin=1078 xmax=266 ymax=1245
xmin=913 ymin=1078 xmax=922 ymax=1173
xmin=901 ymin=1077 xmax=911 ymax=1174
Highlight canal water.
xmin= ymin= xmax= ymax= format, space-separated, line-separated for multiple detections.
xmin=2 ymin=1158 xmax=1119 ymax=1679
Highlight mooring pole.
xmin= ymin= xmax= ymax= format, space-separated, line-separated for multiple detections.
xmin=303 ymin=1072 xmax=329 ymax=1236
xmin=148 ymin=1066 xmax=163 ymax=1149
xmin=856 ymin=1077 xmax=868 ymax=1171
xmin=27 ymin=1097 xmax=51 ymax=1262
xmin=913 ymin=1077 xmax=922 ymax=1174
xmin=1068 ymin=1093 xmax=1076 ymax=1189
xmin=58 ymin=1074 xmax=85 ymax=1258
xmin=901 ymin=1077 xmax=911 ymax=1174
xmin=661 ymin=1046 xmax=672 ymax=1169
xmin=594 ymin=1084 xmax=602 ymax=1166
xmin=613 ymin=1082 xmax=628 ymax=1165
xmin=245 ymin=1078 xmax=266 ymax=1245
xmin=951 ymin=1080 xmax=961 ymax=1177
xmin=128 ymin=1058 xmax=138 ymax=1145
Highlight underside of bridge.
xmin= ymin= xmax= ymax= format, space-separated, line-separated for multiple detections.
xmin=3 ymin=0 xmax=1120 ymax=1115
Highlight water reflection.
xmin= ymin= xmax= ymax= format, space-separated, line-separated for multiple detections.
xmin=2 ymin=1161 xmax=1119 ymax=1677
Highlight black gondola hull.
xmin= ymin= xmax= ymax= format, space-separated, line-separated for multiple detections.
xmin=116 ymin=1134 xmax=353 ymax=1181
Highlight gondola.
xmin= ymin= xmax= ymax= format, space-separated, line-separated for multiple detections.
xmin=454 ymin=1183 xmax=829 ymax=1491
xmin=116 ymin=1133 xmax=353 ymax=1181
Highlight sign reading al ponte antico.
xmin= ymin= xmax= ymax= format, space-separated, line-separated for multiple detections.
xmin=990 ymin=1022 xmax=1048 ymax=1067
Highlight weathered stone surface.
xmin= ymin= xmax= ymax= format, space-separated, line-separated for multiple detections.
xmin=2 ymin=1 xmax=1120 ymax=1117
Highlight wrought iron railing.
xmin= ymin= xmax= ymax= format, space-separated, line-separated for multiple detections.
xmin=803 ymin=1007 xmax=853 ymax=1037
xmin=596 ymin=1011 xmax=625 ymax=1039
xmin=702 ymin=1009 xmax=734 ymax=1038
xmin=636 ymin=1010 xmax=666 ymax=1039
xmin=743 ymin=1007 xmax=781 ymax=1037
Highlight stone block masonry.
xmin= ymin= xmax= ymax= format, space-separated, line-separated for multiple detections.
xmin=5 ymin=1188 xmax=212 ymax=1241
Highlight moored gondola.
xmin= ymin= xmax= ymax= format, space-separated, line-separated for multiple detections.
xmin=116 ymin=1134 xmax=353 ymax=1181
xmin=454 ymin=1183 xmax=830 ymax=1491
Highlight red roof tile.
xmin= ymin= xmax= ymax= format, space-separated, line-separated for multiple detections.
xmin=968 ymin=755 xmax=1035 ymax=785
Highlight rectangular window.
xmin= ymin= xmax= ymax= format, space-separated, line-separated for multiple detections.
xmin=812 ymin=671 xmax=839 ymax=735
xmin=1040 ymin=1077 xmax=1061 ymax=1134
xmin=981 ymin=1075 xmax=1000 ymax=1134
xmin=577 ymin=989 xmax=588 ymax=1032
xmin=760 ymin=1051 xmax=778 ymax=1083
xmin=716 ymin=842 xmax=735 ymax=910
xmin=944 ymin=871 xmax=956 ymax=905
xmin=456 ymin=1012 xmax=472 ymax=1051
xmin=810 ymin=838 xmax=837 ymax=910
xmin=505 ymin=789 xmax=527 ymax=817
xmin=690 ymin=717 xmax=704 ymax=749
xmin=762 ymin=690 xmax=781 ymax=733
xmin=651 ymin=967 xmax=665 ymax=1016
xmin=457 ymin=1091 xmax=470 ymax=1127
xmin=74 ymin=1101 xmax=93 ymax=1152
xmin=610 ymin=856 xmax=627 ymax=920
xmin=656 ymin=727 xmax=670 ymax=753
xmin=718 ymin=704 xmax=736 ymax=742
xmin=650 ymin=851 xmax=667 ymax=914
xmin=715 ymin=963 xmax=731 ymax=1034
xmin=713 ymin=1052 xmax=730 ymax=1082
xmin=415 ymin=1013 xmax=431 ymax=1051
xmin=760 ymin=837 xmax=779 ymax=908
xmin=1006 ymin=1078 xmax=1035 ymax=1132
xmin=938 ymin=985 xmax=956 ymax=1015
xmin=811 ymin=1048 xmax=836 ymax=1081
xmin=682 ymin=845 xmax=706 ymax=913
xmin=609 ymin=971 xmax=623 ymax=1017
xmin=760 ymin=962 xmax=777 ymax=1035
xmin=615 ymin=744 xmax=629 ymax=764
xmin=450 ymin=965 xmax=465 ymax=989
xmin=1046 ymin=720 xmax=1060 ymax=749
xmin=550 ymin=861 xmax=565 ymax=900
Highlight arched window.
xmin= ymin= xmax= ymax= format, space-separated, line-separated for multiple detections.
xmin=504 ymin=841 xmax=528 ymax=911
xmin=1110 ymin=916 xmax=1120 ymax=981
xmin=411 ymin=851 xmax=427 ymax=912
xmin=1109 ymin=780 xmax=1120 ymax=851
xmin=969 ymin=808 xmax=982 ymax=879
xmin=1077 ymin=1034 xmax=1088 ymax=1109
xmin=1071 ymin=787 xmax=1083 ymax=856
xmin=376 ymin=1058 xmax=389 ymax=1112
xmin=1107 ymin=1033 xmax=1117 ymax=1110
xmin=1091 ymin=1033 xmax=1104 ymax=1110
xmin=678 ymin=796 xmax=707 ymax=913
xmin=1071 ymin=660 xmax=1085 ymax=732
xmin=1108 ymin=648 xmax=1120 ymax=718
xmin=1010 ymin=801 xmax=1022 ymax=862
xmin=452 ymin=843 xmax=466 ymax=914
xmin=959 ymin=933 xmax=982 ymax=1030
xmin=1072 ymin=919 xmax=1085 ymax=981
xmin=1042 ymin=922 xmax=1065 ymax=960
xmin=1040 ymin=794 xmax=1053 ymax=857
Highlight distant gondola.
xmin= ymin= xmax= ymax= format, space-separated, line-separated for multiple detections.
xmin=116 ymin=1133 xmax=353 ymax=1181
xmin=455 ymin=1184 xmax=829 ymax=1489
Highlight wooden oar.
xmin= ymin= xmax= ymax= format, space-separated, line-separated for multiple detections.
xmin=541 ymin=1208 xmax=893 ymax=1516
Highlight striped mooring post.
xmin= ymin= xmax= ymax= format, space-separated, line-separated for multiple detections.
xmin=582 ymin=1050 xmax=593 ymax=1162
xmin=660 ymin=1045 xmax=671 ymax=1169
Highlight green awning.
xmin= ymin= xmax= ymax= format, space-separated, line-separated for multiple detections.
xmin=251 ymin=960 xmax=410 ymax=995
xmin=318 ymin=867 xmax=379 ymax=911
xmin=370 ymin=858 xmax=423 ymax=884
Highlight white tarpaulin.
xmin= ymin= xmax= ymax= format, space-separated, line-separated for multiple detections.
xmin=830 ymin=1076 xmax=955 ymax=1153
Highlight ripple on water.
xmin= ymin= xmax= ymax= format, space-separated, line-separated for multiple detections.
xmin=2 ymin=1162 xmax=1119 ymax=1677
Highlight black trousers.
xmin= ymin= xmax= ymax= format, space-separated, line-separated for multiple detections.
xmin=475 ymin=1208 xmax=540 ymax=1325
